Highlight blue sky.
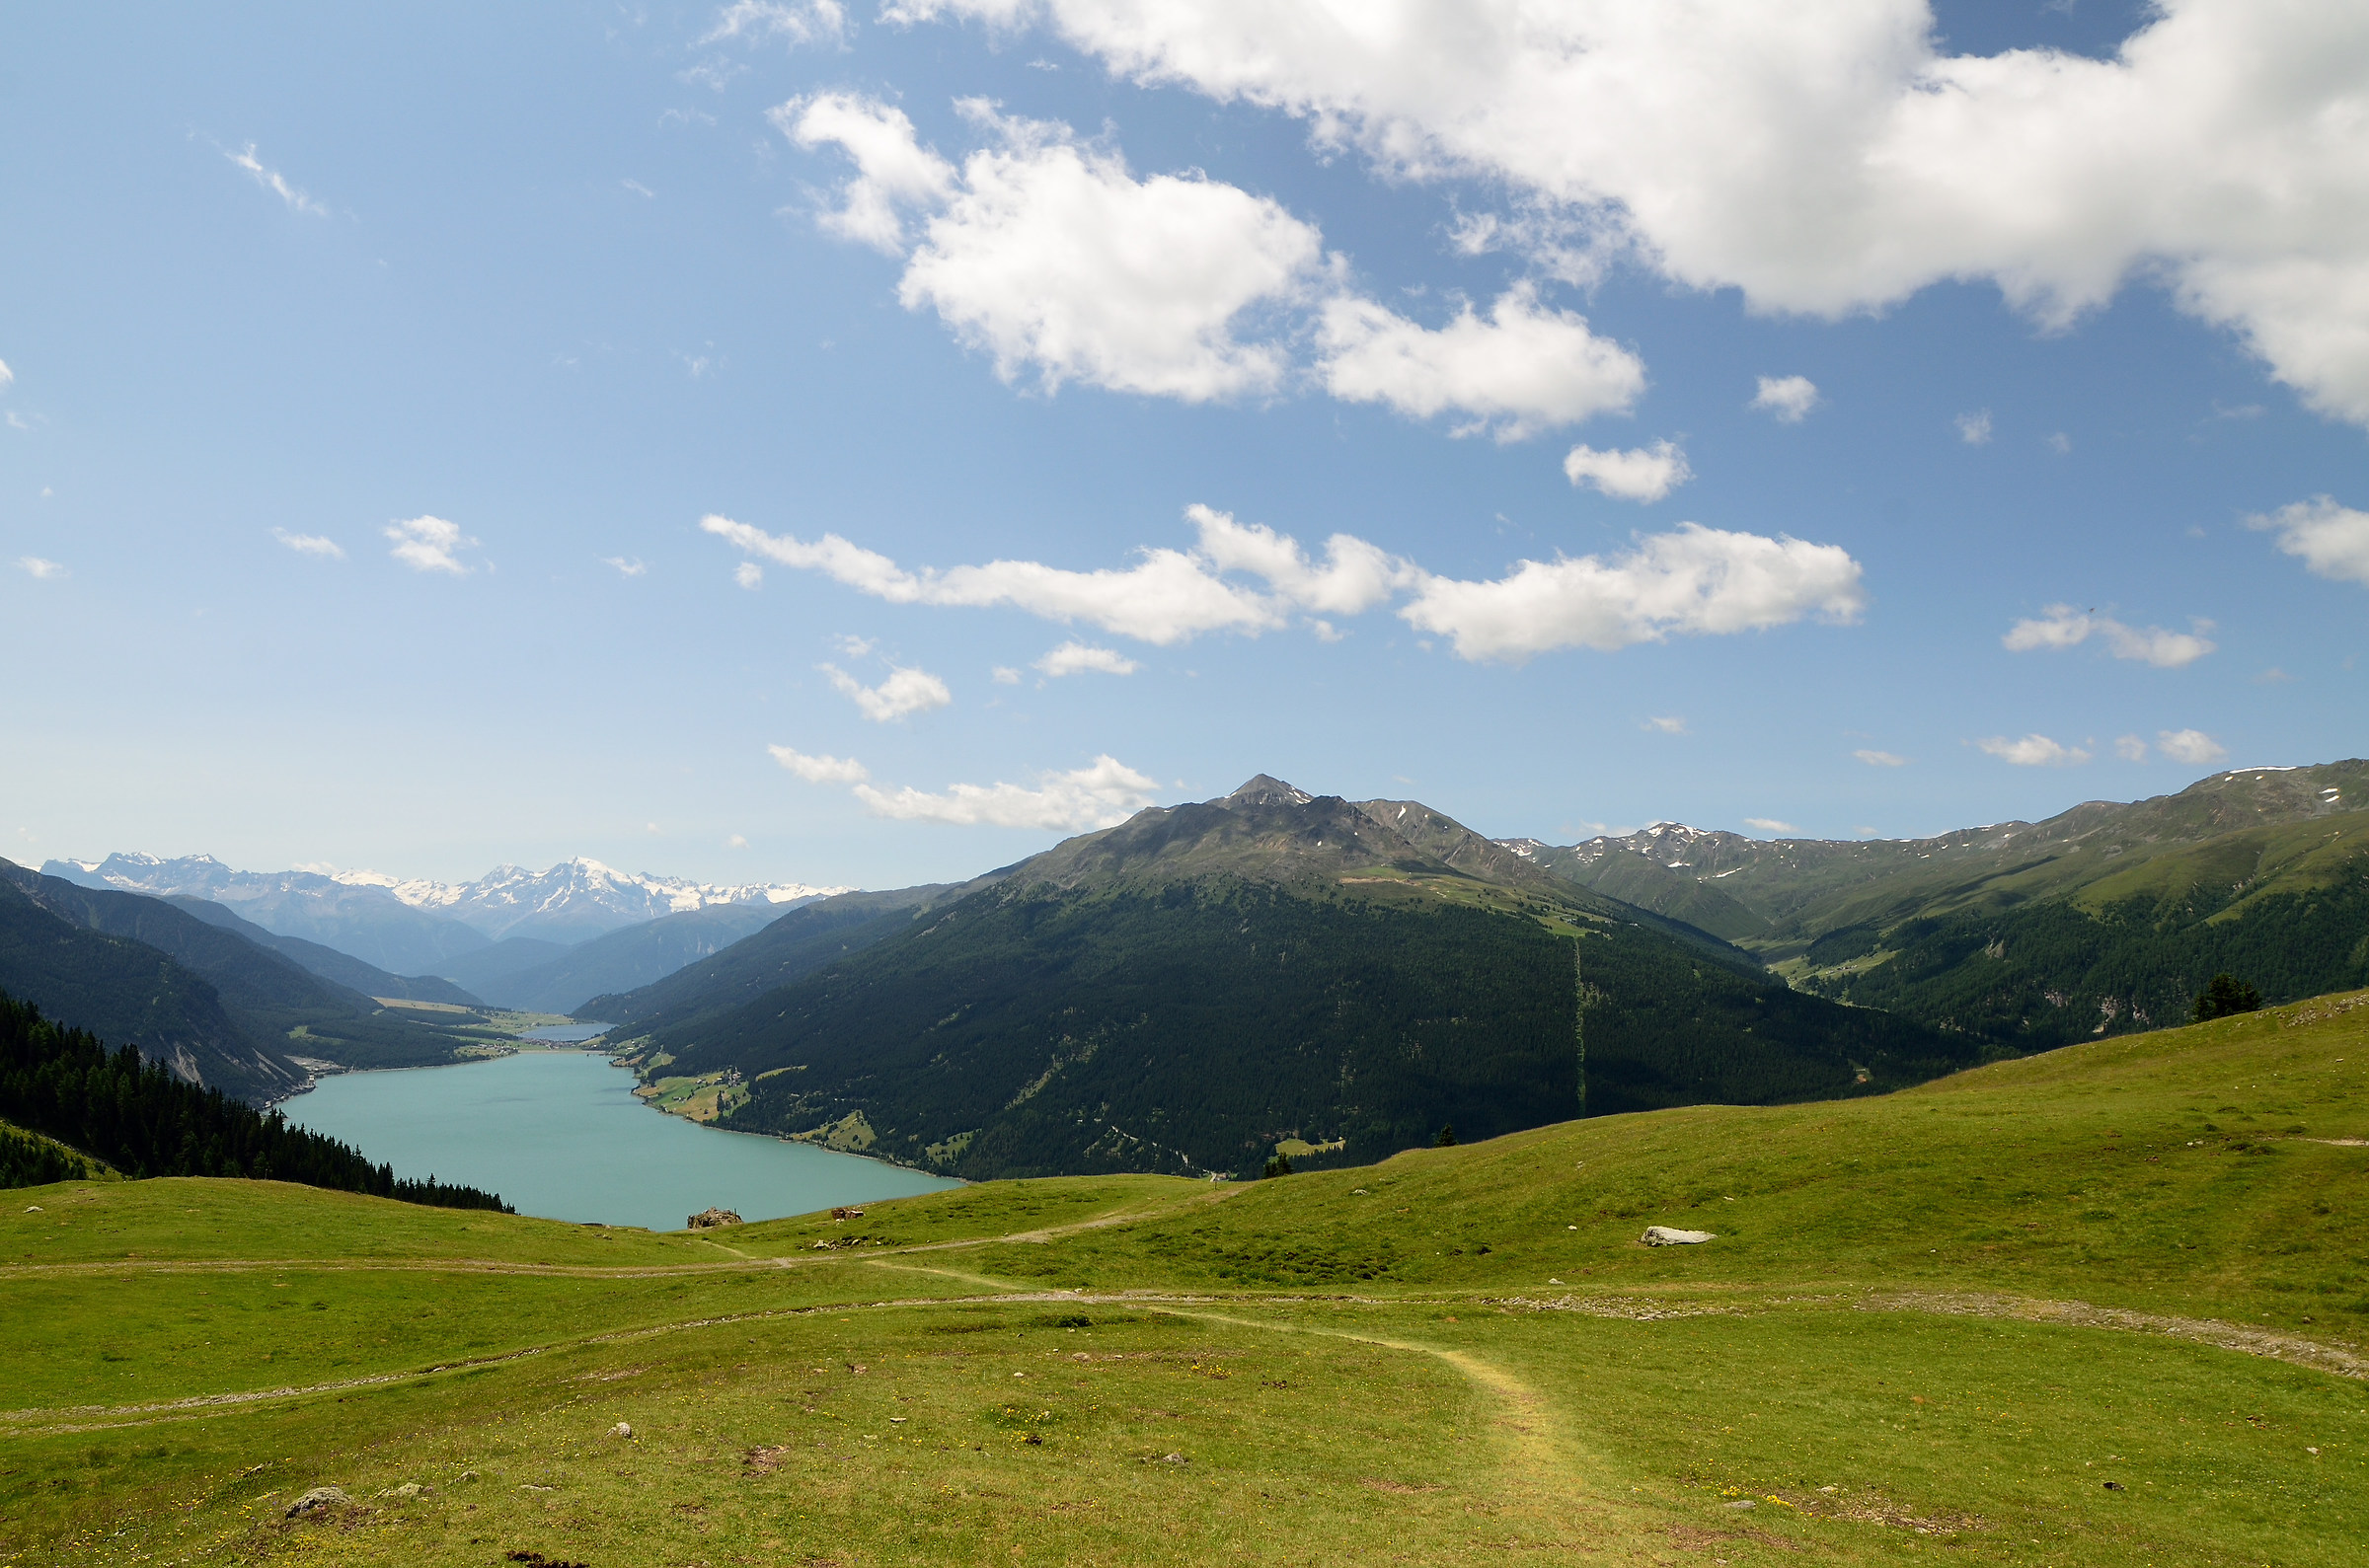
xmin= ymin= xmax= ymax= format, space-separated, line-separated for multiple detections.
xmin=3 ymin=1 xmax=2365 ymax=890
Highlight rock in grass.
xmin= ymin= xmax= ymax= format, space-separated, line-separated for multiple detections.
xmin=1642 ymin=1226 xmax=1717 ymax=1246
xmin=687 ymin=1208 xmax=741 ymax=1230
xmin=609 ymin=1422 xmax=633 ymax=1438
xmin=284 ymin=1486 xmax=349 ymax=1517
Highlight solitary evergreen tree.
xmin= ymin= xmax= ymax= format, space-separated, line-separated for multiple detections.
xmin=2191 ymin=973 xmax=2262 ymax=1022
xmin=1434 ymin=1125 xmax=1457 ymax=1148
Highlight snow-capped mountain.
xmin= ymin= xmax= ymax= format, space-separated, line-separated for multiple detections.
xmin=43 ymin=852 xmax=849 ymax=959
xmin=331 ymin=857 xmax=844 ymax=942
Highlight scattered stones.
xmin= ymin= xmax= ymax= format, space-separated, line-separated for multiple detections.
xmin=1164 ymin=1453 xmax=1188 ymax=1464
xmin=608 ymin=1422 xmax=634 ymax=1438
xmin=831 ymin=1206 xmax=865 ymax=1220
xmin=377 ymin=1481 xmax=426 ymax=1500
xmin=1642 ymin=1226 xmax=1717 ymax=1246
xmin=283 ymin=1485 xmax=350 ymax=1517
xmin=2102 ymin=1481 xmax=2125 ymax=1491
xmin=686 ymin=1208 xmax=742 ymax=1230
xmin=24 ymin=1206 xmax=41 ymax=1214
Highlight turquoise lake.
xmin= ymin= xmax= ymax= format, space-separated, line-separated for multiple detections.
xmin=282 ymin=1050 xmax=957 ymax=1231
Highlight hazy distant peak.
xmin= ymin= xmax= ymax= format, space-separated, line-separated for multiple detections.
xmin=1225 ymin=774 xmax=1313 ymax=807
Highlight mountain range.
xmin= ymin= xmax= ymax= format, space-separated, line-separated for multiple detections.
xmin=596 ymin=776 xmax=1971 ymax=1181
xmin=0 ymin=859 xmax=502 ymax=1099
xmin=1511 ymin=760 xmax=2369 ymax=1050
xmin=43 ymin=853 xmax=843 ymax=968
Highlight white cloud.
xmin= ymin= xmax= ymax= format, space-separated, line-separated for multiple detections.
xmin=0 ymin=358 xmax=12 ymax=390
xmin=774 ymin=93 xmax=957 ymax=253
xmin=1853 ymin=748 xmax=1908 ymax=767
xmin=704 ymin=509 xmax=1291 ymax=644
xmin=2115 ymin=734 xmax=2150 ymax=761
xmin=1751 ymin=375 xmax=1820 ymax=422
xmin=602 ymin=556 xmax=648 ymax=576
xmin=271 ymin=529 xmax=344 ymax=560
xmin=2045 ymin=432 xmax=2073 ymax=455
xmin=892 ymin=1 xmax=2369 ymax=429
xmin=708 ymin=508 xmax=1861 ymax=663
xmin=726 ymin=833 xmax=750 ymax=849
xmin=2248 ymin=495 xmax=2369 ymax=587
xmin=1034 ymin=640 xmax=1139 ymax=677
xmin=2002 ymin=604 xmax=2216 ymax=667
xmin=900 ymin=110 xmax=1324 ymax=401
xmin=622 ymin=180 xmax=655 ymax=198
xmin=1956 ymin=410 xmax=1993 ymax=445
xmin=1315 ymin=285 xmax=1643 ymax=438
xmin=224 ymin=143 xmax=327 ymax=217
xmin=769 ymin=744 xmax=870 ymax=784
xmin=853 ymin=754 xmax=1158 ymax=829
xmin=784 ymin=94 xmax=1643 ymax=425
xmin=992 ymin=665 xmax=1022 ymax=684
xmin=821 ymin=662 xmax=954 ymax=722
xmin=1978 ymin=733 xmax=2092 ymax=767
xmin=1744 ymin=817 xmax=1796 ymax=834
xmin=2157 ymin=727 xmax=2230 ymax=766
xmin=1399 ymin=523 xmax=1866 ymax=663
xmin=700 ymin=0 xmax=846 ymax=47
xmin=1642 ymin=715 xmax=1687 ymax=734
xmin=384 ymin=516 xmax=476 ymax=574
xmin=1563 ymin=439 xmax=1691 ymax=503
xmin=16 ymin=556 xmax=66 ymax=580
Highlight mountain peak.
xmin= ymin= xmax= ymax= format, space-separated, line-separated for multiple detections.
xmin=1225 ymin=774 xmax=1314 ymax=808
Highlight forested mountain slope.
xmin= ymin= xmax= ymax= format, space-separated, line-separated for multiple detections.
xmin=0 ymin=861 xmax=496 ymax=1088
xmin=162 ymin=896 xmax=483 ymax=1007
xmin=579 ymin=883 xmax=965 ymax=1031
xmin=628 ymin=778 xmax=1967 ymax=1180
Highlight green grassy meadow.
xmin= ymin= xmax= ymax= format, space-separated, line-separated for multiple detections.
xmin=5 ymin=997 xmax=2368 ymax=1565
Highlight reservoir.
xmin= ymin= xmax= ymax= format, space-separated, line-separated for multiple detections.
xmin=283 ymin=1050 xmax=956 ymax=1231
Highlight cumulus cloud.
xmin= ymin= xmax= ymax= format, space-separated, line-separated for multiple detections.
xmin=602 ymin=556 xmax=648 ymax=576
xmin=774 ymin=92 xmax=957 ymax=253
xmin=0 ymin=358 xmax=12 ymax=390
xmin=2115 ymin=734 xmax=2151 ymax=761
xmin=1978 ymin=733 xmax=2091 ymax=767
xmin=385 ymin=516 xmax=476 ymax=574
xmin=1751 ymin=375 xmax=1820 ymax=422
xmin=991 ymin=665 xmax=1022 ymax=684
xmin=2002 ymin=604 xmax=2216 ymax=667
xmin=224 ymin=143 xmax=327 ymax=217
xmin=889 ymin=1 xmax=2369 ymax=428
xmin=1744 ymin=817 xmax=1796 ymax=834
xmin=1399 ymin=523 xmax=1866 ymax=663
xmin=1035 ymin=640 xmax=1139 ymax=677
xmin=1854 ymin=748 xmax=1908 ymax=767
xmin=1956 ymin=410 xmax=1993 ymax=445
xmin=271 ymin=529 xmax=344 ymax=559
xmin=2157 ymin=727 xmax=2230 ymax=766
xmin=1642 ymin=715 xmax=1687 ymax=734
xmin=735 ymin=561 xmax=763 ymax=589
xmin=15 ymin=556 xmax=66 ymax=579
xmin=769 ymin=744 xmax=871 ymax=784
xmin=788 ymin=97 xmax=1321 ymax=398
xmin=1563 ymin=439 xmax=1691 ymax=502
xmin=853 ymin=754 xmax=1158 ymax=829
xmin=1315 ymin=285 xmax=1643 ymax=438
xmin=701 ymin=0 xmax=846 ymax=47
xmin=2248 ymin=495 xmax=2369 ymax=587
xmin=707 ymin=507 xmax=1863 ymax=662
xmin=783 ymin=93 xmax=1642 ymax=427
xmin=821 ymin=662 xmax=954 ymax=721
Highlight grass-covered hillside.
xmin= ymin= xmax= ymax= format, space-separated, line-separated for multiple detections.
xmin=1533 ymin=761 xmax=2369 ymax=1050
xmin=5 ymin=992 xmax=2365 ymax=1565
